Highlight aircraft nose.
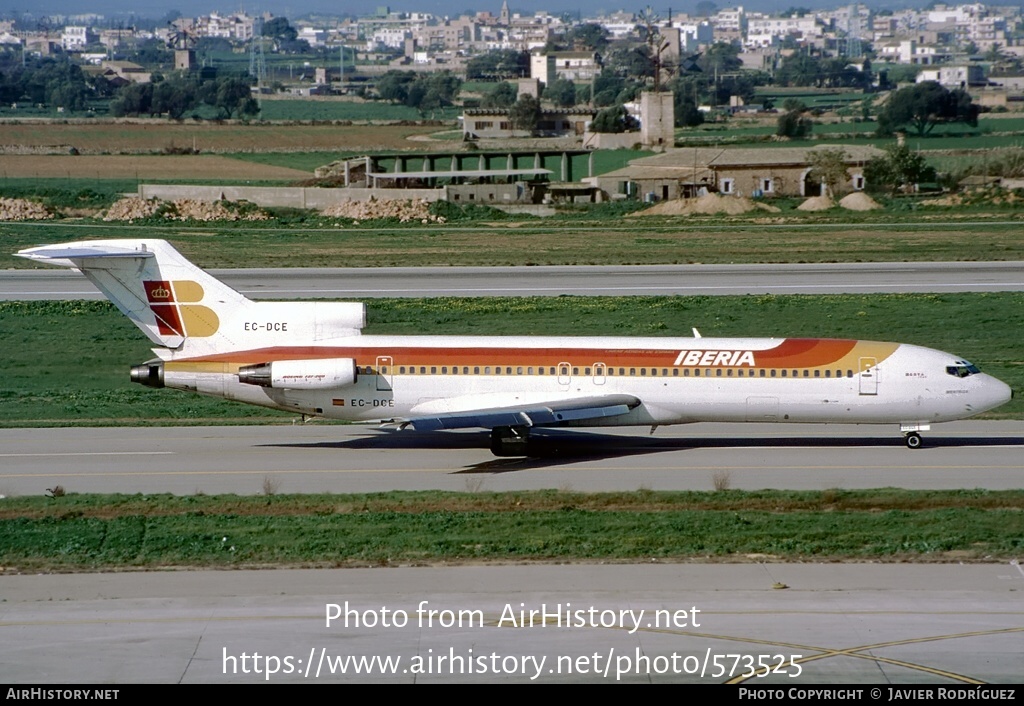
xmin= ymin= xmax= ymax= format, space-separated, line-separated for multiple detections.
xmin=982 ymin=375 xmax=1012 ymax=411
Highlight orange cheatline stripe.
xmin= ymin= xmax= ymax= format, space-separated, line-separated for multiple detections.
xmin=169 ymin=339 xmax=897 ymax=370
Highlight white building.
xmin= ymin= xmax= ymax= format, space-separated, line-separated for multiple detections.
xmin=61 ymin=26 xmax=91 ymax=50
xmin=745 ymin=15 xmax=824 ymax=48
xmin=917 ymin=64 xmax=985 ymax=88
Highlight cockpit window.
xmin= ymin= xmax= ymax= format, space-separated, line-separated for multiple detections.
xmin=946 ymin=360 xmax=981 ymax=378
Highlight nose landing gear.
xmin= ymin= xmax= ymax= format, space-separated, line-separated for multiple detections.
xmin=903 ymin=431 xmax=923 ymax=449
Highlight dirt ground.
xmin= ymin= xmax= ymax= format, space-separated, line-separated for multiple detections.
xmin=0 ymin=155 xmax=312 ymax=179
xmin=0 ymin=121 xmax=443 ymax=155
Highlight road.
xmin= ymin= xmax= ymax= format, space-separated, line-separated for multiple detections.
xmin=1 ymin=422 xmax=1020 ymax=496
xmin=2 ymin=261 xmax=1023 ymax=300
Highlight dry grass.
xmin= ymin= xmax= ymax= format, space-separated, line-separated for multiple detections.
xmin=0 ymin=155 xmax=311 ymax=179
xmin=0 ymin=122 xmax=442 ymax=155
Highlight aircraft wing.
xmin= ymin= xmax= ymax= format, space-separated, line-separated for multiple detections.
xmin=403 ymin=394 xmax=641 ymax=431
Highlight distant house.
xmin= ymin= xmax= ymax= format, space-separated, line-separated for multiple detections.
xmin=101 ymin=61 xmax=151 ymax=84
xmin=530 ymin=51 xmax=600 ymax=85
xmin=462 ymin=107 xmax=596 ymax=139
xmin=588 ymin=145 xmax=885 ymax=201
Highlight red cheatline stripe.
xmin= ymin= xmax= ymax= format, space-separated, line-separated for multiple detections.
xmin=179 ymin=339 xmax=870 ymax=368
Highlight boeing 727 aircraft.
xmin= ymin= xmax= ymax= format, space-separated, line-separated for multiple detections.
xmin=18 ymin=239 xmax=1012 ymax=455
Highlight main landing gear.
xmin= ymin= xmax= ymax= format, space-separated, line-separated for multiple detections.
xmin=903 ymin=431 xmax=923 ymax=449
xmin=490 ymin=425 xmax=530 ymax=456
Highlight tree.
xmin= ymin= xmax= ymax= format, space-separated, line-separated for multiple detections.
xmin=697 ymin=42 xmax=742 ymax=74
xmin=566 ymin=23 xmax=608 ymax=52
xmin=674 ymin=95 xmax=704 ymax=127
xmin=376 ymin=71 xmax=461 ymax=114
xmin=509 ymin=94 xmax=541 ymax=135
xmin=376 ymin=70 xmax=415 ymax=104
xmin=151 ymin=76 xmax=196 ymax=119
xmin=544 ymin=77 xmax=576 ymax=108
xmin=590 ymin=104 xmax=639 ymax=133
xmin=863 ymin=143 xmax=936 ymax=194
xmin=481 ymin=82 xmax=517 ymax=108
xmin=806 ymin=148 xmax=850 ymax=197
xmin=466 ymin=49 xmax=529 ymax=80
xmin=782 ymin=97 xmax=807 ymax=112
xmin=262 ymin=17 xmax=297 ymax=43
xmin=777 ymin=109 xmax=813 ymax=138
xmin=876 ymin=81 xmax=979 ymax=137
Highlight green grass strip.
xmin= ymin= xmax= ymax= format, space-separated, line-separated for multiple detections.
xmin=1 ymin=490 xmax=1021 ymax=570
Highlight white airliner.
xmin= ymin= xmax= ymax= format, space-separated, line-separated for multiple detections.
xmin=18 ymin=239 xmax=1012 ymax=455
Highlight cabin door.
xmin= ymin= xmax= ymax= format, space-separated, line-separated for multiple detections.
xmin=376 ymin=355 xmax=393 ymax=391
xmin=557 ymin=362 xmax=572 ymax=389
xmin=858 ymin=357 xmax=878 ymax=395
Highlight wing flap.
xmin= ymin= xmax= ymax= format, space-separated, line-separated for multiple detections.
xmin=406 ymin=394 xmax=641 ymax=431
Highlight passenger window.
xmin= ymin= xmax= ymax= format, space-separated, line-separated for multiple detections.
xmin=420 ymin=367 xmax=426 ymax=374
xmin=399 ymin=366 xmax=406 ymax=374
xmin=431 ymin=366 xmax=436 ymax=374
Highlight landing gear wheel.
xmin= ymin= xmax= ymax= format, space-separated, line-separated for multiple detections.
xmin=904 ymin=432 xmax=923 ymax=449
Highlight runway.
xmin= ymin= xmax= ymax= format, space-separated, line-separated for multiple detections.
xmin=1 ymin=422 xmax=1021 ymax=496
xmin=1 ymin=564 xmax=1022 ymax=683
xmin=3 ymin=261 xmax=1023 ymax=300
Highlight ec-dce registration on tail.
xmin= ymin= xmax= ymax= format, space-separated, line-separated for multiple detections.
xmin=18 ymin=239 xmax=1011 ymax=456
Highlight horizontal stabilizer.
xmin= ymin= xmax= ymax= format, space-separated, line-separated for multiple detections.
xmin=407 ymin=394 xmax=641 ymax=431
xmin=17 ymin=245 xmax=155 ymax=265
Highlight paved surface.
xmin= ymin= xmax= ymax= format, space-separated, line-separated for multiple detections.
xmin=3 ymin=261 xmax=1023 ymax=300
xmin=1 ymin=564 xmax=1022 ymax=683
xmin=1 ymin=422 xmax=1020 ymax=496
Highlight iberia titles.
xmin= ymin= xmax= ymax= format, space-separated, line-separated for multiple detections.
xmin=673 ymin=350 xmax=756 ymax=367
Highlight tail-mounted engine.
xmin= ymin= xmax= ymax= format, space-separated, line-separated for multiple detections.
xmin=237 ymin=358 xmax=358 ymax=390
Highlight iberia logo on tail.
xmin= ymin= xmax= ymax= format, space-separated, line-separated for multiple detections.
xmin=144 ymin=280 xmax=220 ymax=337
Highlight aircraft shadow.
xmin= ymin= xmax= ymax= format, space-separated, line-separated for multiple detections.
xmin=261 ymin=429 xmax=1024 ymax=474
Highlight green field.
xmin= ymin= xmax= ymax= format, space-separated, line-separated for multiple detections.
xmin=1 ymin=293 xmax=1020 ymax=427
xmin=256 ymin=100 xmax=461 ymax=121
xmin=2 ymin=489 xmax=1021 ymax=570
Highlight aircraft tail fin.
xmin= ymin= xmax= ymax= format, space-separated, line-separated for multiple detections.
xmin=17 ymin=239 xmax=366 ymax=358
